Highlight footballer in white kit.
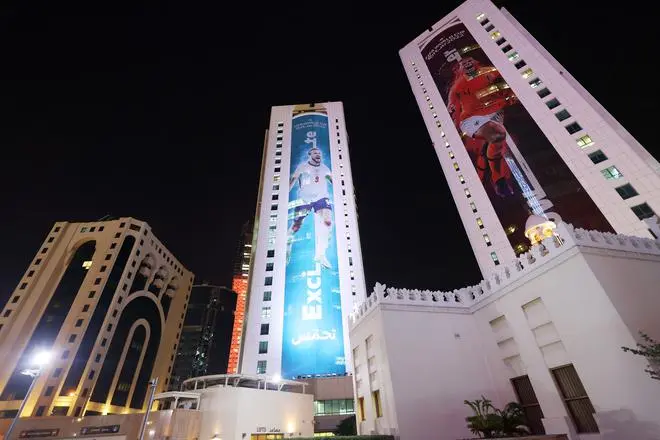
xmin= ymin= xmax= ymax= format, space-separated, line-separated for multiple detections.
xmin=288 ymin=146 xmax=333 ymax=269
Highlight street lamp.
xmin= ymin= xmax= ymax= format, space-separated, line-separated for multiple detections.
xmin=5 ymin=350 xmax=51 ymax=440
xmin=137 ymin=378 xmax=159 ymax=440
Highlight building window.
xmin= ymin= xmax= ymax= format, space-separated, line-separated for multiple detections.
xmin=514 ymin=60 xmax=527 ymax=69
xmin=260 ymin=324 xmax=269 ymax=335
xmin=476 ymin=218 xmax=484 ymax=229
xmin=35 ymin=406 xmax=46 ymax=417
xmin=3 ymin=310 xmax=11 ymax=318
xmin=101 ymin=338 xmax=107 ymax=347
xmin=75 ymin=319 xmax=84 ymax=327
xmin=551 ymin=364 xmax=599 ymax=433
xmin=546 ymin=98 xmax=560 ymax=109
xmin=555 ymin=109 xmax=571 ymax=121
xmin=459 ymin=175 xmax=465 ymax=184
xmin=94 ymin=278 xmax=101 ymax=285
xmin=272 ymin=194 xmax=278 ymax=200
xmin=88 ymin=370 xmax=95 ymax=380
xmin=35 ymin=259 xmax=42 ymax=265
xmin=483 ymin=234 xmax=492 ymax=246
xmin=265 ymin=263 xmax=274 ymax=272
xmin=470 ymin=202 xmax=477 ymax=213
xmin=314 ymin=399 xmax=355 ymax=416
xmin=521 ymin=68 xmax=533 ymax=79
xmin=490 ymin=252 xmax=500 ymax=266
xmin=88 ymin=291 xmax=96 ymax=298
xmin=267 ymin=249 xmax=275 ymax=258
xmin=357 ymin=397 xmax=366 ymax=422
xmin=496 ymin=38 xmax=507 ymax=46
xmin=453 ymin=162 xmax=460 ymax=171
xmin=82 ymin=304 xmax=90 ymax=312
xmin=576 ymin=135 xmax=594 ymax=149
xmin=484 ymin=24 xmax=495 ymax=32
xmin=528 ymin=77 xmax=542 ymax=88
xmin=258 ymin=341 xmax=268 ymax=354
xmin=41 ymin=248 xmax=48 ymax=254
xmin=263 ymin=291 xmax=272 ymax=301
xmin=11 ymin=296 xmax=19 ymax=303
xmin=54 ymin=226 xmax=61 ymax=232
xmin=261 ymin=306 xmax=271 ymax=319
xmin=44 ymin=386 xmax=54 ymax=397
xmin=264 ymin=277 xmax=273 ymax=286
xmin=501 ymin=43 xmax=513 ymax=52
xmin=507 ymin=51 xmax=520 ymax=61
xmin=372 ymin=390 xmax=383 ymax=418
xmin=256 ymin=360 xmax=267 ymax=374
xmin=565 ymin=122 xmax=582 ymax=134
xmin=68 ymin=334 xmax=77 ymax=343
xmin=601 ymin=165 xmax=623 ymax=180
xmin=19 ymin=283 xmax=27 ymax=290
xmin=615 ymin=184 xmax=638 ymax=200
xmin=271 ymin=204 xmax=278 ymax=211
xmin=53 ymin=368 xmax=63 ymax=378
xmin=537 ymin=88 xmax=551 ymax=98
xmin=464 ymin=188 xmax=471 ymax=198
xmin=61 ymin=350 xmax=70 ymax=359
xmin=511 ymin=375 xmax=546 ymax=435
xmin=631 ymin=203 xmax=656 ymax=220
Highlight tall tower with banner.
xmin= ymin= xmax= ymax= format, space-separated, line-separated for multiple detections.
xmin=400 ymin=0 xmax=660 ymax=277
xmin=240 ymin=102 xmax=367 ymax=379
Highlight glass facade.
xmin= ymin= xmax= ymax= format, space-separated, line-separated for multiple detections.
xmin=314 ymin=399 xmax=355 ymax=416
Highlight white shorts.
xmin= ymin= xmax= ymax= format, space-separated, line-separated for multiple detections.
xmin=460 ymin=112 xmax=503 ymax=137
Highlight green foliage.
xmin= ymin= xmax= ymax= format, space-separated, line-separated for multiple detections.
xmin=464 ymin=396 xmax=529 ymax=438
xmin=334 ymin=415 xmax=357 ymax=436
xmin=622 ymin=331 xmax=660 ymax=380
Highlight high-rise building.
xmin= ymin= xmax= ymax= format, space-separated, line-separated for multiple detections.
xmin=400 ymin=0 xmax=660 ymax=276
xmin=0 ymin=218 xmax=194 ymax=419
xmin=228 ymin=221 xmax=253 ymax=374
xmin=168 ymin=284 xmax=237 ymax=390
xmin=241 ymin=102 xmax=367 ymax=379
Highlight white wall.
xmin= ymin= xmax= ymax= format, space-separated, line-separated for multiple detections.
xmin=350 ymin=228 xmax=660 ymax=440
xmin=198 ymin=386 xmax=314 ymax=440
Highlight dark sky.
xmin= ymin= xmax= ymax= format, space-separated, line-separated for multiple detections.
xmin=0 ymin=1 xmax=657 ymax=304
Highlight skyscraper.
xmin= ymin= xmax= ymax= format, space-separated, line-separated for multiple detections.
xmin=227 ymin=221 xmax=253 ymax=374
xmin=400 ymin=0 xmax=660 ymax=276
xmin=169 ymin=284 xmax=237 ymax=391
xmin=241 ymin=102 xmax=367 ymax=379
xmin=0 ymin=218 xmax=193 ymax=419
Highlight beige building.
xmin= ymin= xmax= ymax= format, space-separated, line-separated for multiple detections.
xmin=0 ymin=218 xmax=194 ymax=426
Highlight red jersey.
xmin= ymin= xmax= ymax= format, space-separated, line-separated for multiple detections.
xmin=447 ymin=66 xmax=517 ymax=124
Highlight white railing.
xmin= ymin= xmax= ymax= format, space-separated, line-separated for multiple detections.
xmin=350 ymin=223 xmax=660 ymax=327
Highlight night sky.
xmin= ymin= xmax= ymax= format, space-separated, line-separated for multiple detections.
xmin=0 ymin=1 xmax=657 ymax=306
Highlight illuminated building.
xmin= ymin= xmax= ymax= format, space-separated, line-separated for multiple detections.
xmin=399 ymin=0 xmax=660 ymax=276
xmin=168 ymin=284 xmax=237 ymax=391
xmin=0 ymin=218 xmax=193 ymax=421
xmin=240 ymin=102 xmax=367 ymax=379
xmin=228 ymin=221 xmax=253 ymax=374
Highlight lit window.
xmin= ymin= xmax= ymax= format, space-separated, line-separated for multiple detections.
xmin=82 ymin=261 xmax=93 ymax=270
xmin=490 ymin=252 xmax=500 ymax=265
xmin=476 ymin=218 xmax=484 ymax=229
xmin=615 ymin=184 xmax=638 ymax=200
xmin=601 ymin=165 xmax=623 ymax=180
xmin=508 ymin=51 xmax=520 ymax=61
xmin=576 ymin=135 xmax=594 ymax=149
xmin=470 ymin=202 xmax=477 ymax=213
xmin=261 ymin=306 xmax=271 ymax=319
xmin=588 ymin=150 xmax=607 ymax=164
xmin=453 ymin=162 xmax=460 ymax=171
xmin=515 ymin=243 xmax=528 ymax=254
xmin=464 ymin=188 xmax=471 ymax=198
xmin=449 ymin=151 xmax=455 ymax=159
xmin=491 ymin=31 xmax=501 ymax=39
xmin=483 ymin=234 xmax=492 ymax=246
xmin=528 ymin=78 xmax=542 ymax=88
xmin=476 ymin=13 xmax=486 ymax=20
xmin=459 ymin=175 xmax=465 ymax=184
xmin=521 ymin=68 xmax=533 ymax=79
xmin=631 ymin=203 xmax=656 ymax=220
xmin=256 ymin=360 xmax=267 ymax=374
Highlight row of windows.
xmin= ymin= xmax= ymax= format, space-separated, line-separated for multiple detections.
xmin=478 ymin=13 xmax=657 ymax=226
xmin=412 ymin=61 xmax=500 ymax=266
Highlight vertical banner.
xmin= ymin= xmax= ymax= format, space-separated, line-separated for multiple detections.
xmin=421 ymin=19 xmax=613 ymax=251
xmin=282 ymin=112 xmax=346 ymax=378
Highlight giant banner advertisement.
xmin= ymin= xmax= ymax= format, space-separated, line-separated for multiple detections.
xmin=282 ymin=112 xmax=345 ymax=378
xmin=421 ymin=19 xmax=613 ymax=251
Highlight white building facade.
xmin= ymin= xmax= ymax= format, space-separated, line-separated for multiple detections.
xmin=241 ymin=102 xmax=367 ymax=380
xmin=400 ymin=0 xmax=660 ymax=277
xmin=350 ymin=224 xmax=660 ymax=440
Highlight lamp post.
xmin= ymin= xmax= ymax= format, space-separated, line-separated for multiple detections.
xmin=137 ymin=377 xmax=158 ymax=440
xmin=5 ymin=350 xmax=51 ymax=440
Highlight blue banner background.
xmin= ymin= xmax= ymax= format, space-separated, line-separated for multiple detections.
xmin=281 ymin=113 xmax=345 ymax=378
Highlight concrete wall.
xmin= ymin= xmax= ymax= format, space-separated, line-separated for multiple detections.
xmin=198 ymin=386 xmax=314 ymax=440
xmin=350 ymin=229 xmax=660 ymax=440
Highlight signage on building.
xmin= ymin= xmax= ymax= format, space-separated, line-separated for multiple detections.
xmin=282 ymin=111 xmax=346 ymax=378
xmin=80 ymin=425 xmax=120 ymax=435
xmin=420 ymin=18 xmax=613 ymax=252
xmin=19 ymin=429 xmax=60 ymax=438
xmin=256 ymin=427 xmax=281 ymax=433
